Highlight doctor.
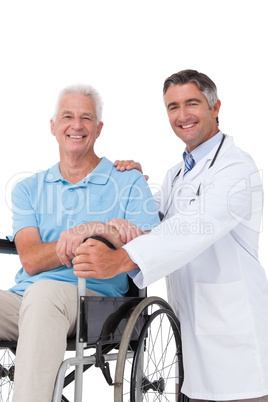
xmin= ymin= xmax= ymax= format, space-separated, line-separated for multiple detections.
xmin=73 ymin=69 xmax=268 ymax=402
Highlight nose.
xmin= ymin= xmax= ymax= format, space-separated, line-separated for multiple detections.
xmin=177 ymin=106 xmax=191 ymax=123
xmin=71 ymin=117 xmax=83 ymax=130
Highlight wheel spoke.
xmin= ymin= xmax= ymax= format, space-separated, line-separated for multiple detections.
xmin=0 ymin=349 xmax=15 ymax=402
xmin=114 ymin=297 xmax=183 ymax=402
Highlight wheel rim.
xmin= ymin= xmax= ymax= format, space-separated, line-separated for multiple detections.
xmin=131 ymin=308 xmax=181 ymax=401
xmin=0 ymin=349 xmax=15 ymax=401
xmin=114 ymin=297 xmax=182 ymax=402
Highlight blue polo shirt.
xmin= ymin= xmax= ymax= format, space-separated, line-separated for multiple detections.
xmin=10 ymin=157 xmax=159 ymax=296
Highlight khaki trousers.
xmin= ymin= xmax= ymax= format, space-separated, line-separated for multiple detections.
xmin=0 ymin=280 xmax=100 ymax=402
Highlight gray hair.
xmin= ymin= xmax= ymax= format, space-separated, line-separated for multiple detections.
xmin=52 ymin=84 xmax=104 ymax=123
xmin=163 ymin=69 xmax=218 ymax=109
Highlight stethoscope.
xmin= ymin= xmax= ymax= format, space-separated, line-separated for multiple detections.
xmin=159 ymin=134 xmax=226 ymax=221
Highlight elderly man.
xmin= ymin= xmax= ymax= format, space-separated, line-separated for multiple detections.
xmin=0 ymin=84 xmax=159 ymax=401
xmin=73 ymin=70 xmax=268 ymax=402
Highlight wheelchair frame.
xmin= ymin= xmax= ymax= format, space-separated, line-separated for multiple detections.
xmin=0 ymin=238 xmax=186 ymax=402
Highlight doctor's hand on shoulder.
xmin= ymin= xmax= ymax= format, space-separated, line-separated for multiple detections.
xmin=72 ymin=238 xmax=137 ymax=279
xmin=114 ymin=159 xmax=149 ymax=181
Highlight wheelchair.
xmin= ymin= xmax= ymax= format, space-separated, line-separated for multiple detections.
xmin=0 ymin=237 xmax=186 ymax=402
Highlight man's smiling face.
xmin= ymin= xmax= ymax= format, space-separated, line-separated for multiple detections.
xmin=164 ymin=83 xmax=221 ymax=152
xmin=50 ymin=92 xmax=103 ymax=156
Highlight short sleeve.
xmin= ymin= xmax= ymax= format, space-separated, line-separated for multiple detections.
xmin=124 ymin=175 xmax=160 ymax=231
xmin=12 ymin=180 xmax=38 ymax=237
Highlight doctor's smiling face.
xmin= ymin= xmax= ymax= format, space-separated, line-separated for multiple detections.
xmin=165 ymin=83 xmax=221 ymax=153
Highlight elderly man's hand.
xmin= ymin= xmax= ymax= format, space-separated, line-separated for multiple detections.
xmin=72 ymin=238 xmax=137 ymax=279
xmin=56 ymin=225 xmax=89 ymax=267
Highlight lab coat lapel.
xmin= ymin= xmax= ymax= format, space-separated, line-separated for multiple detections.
xmin=164 ymin=136 xmax=234 ymax=217
xmin=182 ymin=135 xmax=233 ymax=183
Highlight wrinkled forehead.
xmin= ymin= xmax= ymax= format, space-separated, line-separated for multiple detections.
xmin=164 ymin=83 xmax=206 ymax=106
xmin=57 ymin=92 xmax=97 ymax=116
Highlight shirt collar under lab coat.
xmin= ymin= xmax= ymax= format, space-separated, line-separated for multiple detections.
xmin=183 ymin=130 xmax=223 ymax=166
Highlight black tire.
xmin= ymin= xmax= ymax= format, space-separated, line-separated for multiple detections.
xmin=131 ymin=308 xmax=182 ymax=401
xmin=114 ymin=297 xmax=183 ymax=401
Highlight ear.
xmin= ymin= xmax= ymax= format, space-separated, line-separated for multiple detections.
xmin=50 ymin=119 xmax=56 ymax=137
xmin=212 ymin=99 xmax=221 ymax=118
xmin=96 ymin=121 xmax=104 ymax=139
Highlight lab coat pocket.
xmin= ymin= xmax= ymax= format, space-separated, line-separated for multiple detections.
xmin=195 ymin=281 xmax=253 ymax=336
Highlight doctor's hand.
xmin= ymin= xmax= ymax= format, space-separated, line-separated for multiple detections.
xmin=114 ymin=160 xmax=149 ymax=181
xmin=107 ymin=219 xmax=144 ymax=244
xmin=73 ymin=238 xmax=137 ymax=279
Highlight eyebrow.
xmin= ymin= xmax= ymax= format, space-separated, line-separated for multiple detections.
xmin=61 ymin=110 xmax=73 ymax=116
xmin=82 ymin=112 xmax=94 ymax=118
xmin=186 ymin=98 xmax=202 ymax=104
xmin=61 ymin=111 xmax=94 ymax=118
xmin=167 ymin=102 xmax=178 ymax=110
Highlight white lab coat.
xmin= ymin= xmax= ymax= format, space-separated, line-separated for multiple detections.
xmin=124 ymin=135 xmax=268 ymax=400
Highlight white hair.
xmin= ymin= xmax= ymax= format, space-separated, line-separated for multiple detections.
xmin=52 ymin=84 xmax=104 ymax=123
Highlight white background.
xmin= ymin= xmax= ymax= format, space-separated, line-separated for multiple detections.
xmin=0 ymin=0 xmax=267 ymax=399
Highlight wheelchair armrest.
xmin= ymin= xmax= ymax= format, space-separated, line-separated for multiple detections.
xmin=0 ymin=239 xmax=17 ymax=255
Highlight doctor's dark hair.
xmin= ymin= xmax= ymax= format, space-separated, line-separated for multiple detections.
xmin=163 ymin=70 xmax=219 ymax=124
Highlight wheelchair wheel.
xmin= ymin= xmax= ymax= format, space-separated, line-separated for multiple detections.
xmin=0 ymin=348 xmax=15 ymax=401
xmin=114 ymin=297 xmax=183 ymax=401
